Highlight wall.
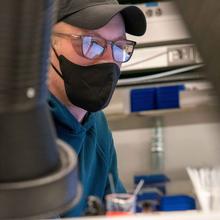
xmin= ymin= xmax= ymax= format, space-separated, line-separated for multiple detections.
xmin=109 ymin=108 xmax=220 ymax=194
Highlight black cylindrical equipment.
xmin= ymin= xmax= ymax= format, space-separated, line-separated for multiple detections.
xmin=0 ymin=0 xmax=80 ymax=218
xmin=0 ymin=0 xmax=59 ymax=181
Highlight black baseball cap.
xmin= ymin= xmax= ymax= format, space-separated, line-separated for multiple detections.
xmin=57 ymin=0 xmax=147 ymax=36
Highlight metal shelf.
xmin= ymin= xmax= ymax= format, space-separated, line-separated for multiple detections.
xmin=106 ymin=105 xmax=220 ymax=131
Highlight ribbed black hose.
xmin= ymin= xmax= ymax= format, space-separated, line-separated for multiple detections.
xmin=0 ymin=1 xmax=53 ymax=110
xmin=0 ymin=0 xmax=60 ymax=181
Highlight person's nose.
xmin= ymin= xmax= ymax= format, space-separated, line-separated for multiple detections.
xmin=102 ymin=43 xmax=114 ymax=62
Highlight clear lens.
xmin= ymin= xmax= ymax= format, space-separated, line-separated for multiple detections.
xmin=82 ymin=36 xmax=104 ymax=59
xmin=81 ymin=35 xmax=135 ymax=63
xmin=112 ymin=41 xmax=134 ymax=63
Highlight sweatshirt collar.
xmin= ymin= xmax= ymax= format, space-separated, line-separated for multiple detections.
xmin=48 ymin=93 xmax=96 ymax=134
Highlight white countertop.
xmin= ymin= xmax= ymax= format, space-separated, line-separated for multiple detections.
xmin=64 ymin=211 xmax=220 ymax=220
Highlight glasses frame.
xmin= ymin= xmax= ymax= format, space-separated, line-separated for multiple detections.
xmin=53 ymin=32 xmax=136 ymax=63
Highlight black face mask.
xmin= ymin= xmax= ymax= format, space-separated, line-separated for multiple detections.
xmin=51 ymin=49 xmax=120 ymax=112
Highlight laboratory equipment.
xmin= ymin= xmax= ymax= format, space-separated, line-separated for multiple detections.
xmin=187 ymin=167 xmax=220 ymax=212
xmin=159 ymin=194 xmax=196 ymax=211
xmin=106 ymin=193 xmax=136 ymax=215
xmin=119 ymin=1 xmax=204 ymax=87
xmin=0 ymin=1 xmax=80 ymax=219
xmin=150 ymin=117 xmax=164 ymax=173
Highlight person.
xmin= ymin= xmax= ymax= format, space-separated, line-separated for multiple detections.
xmin=48 ymin=0 xmax=147 ymax=217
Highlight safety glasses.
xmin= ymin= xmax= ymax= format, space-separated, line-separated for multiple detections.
xmin=53 ymin=32 xmax=136 ymax=63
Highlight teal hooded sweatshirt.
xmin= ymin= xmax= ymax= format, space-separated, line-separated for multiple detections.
xmin=48 ymin=93 xmax=125 ymax=217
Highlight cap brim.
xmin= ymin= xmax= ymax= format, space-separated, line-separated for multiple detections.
xmin=62 ymin=4 xmax=147 ymax=36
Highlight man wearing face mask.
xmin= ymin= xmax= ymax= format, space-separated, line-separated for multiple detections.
xmin=48 ymin=0 xmax=146 ymax=217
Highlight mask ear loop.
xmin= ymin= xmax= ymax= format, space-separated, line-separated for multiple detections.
xmin=50 ymin=46 xmax=64 ymax=79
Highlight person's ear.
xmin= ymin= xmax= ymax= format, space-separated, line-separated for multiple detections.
xmin=51 ymin=37 xmax=60 ymax=50
xmin=50 ymin=36 xmax=61 ymax=60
